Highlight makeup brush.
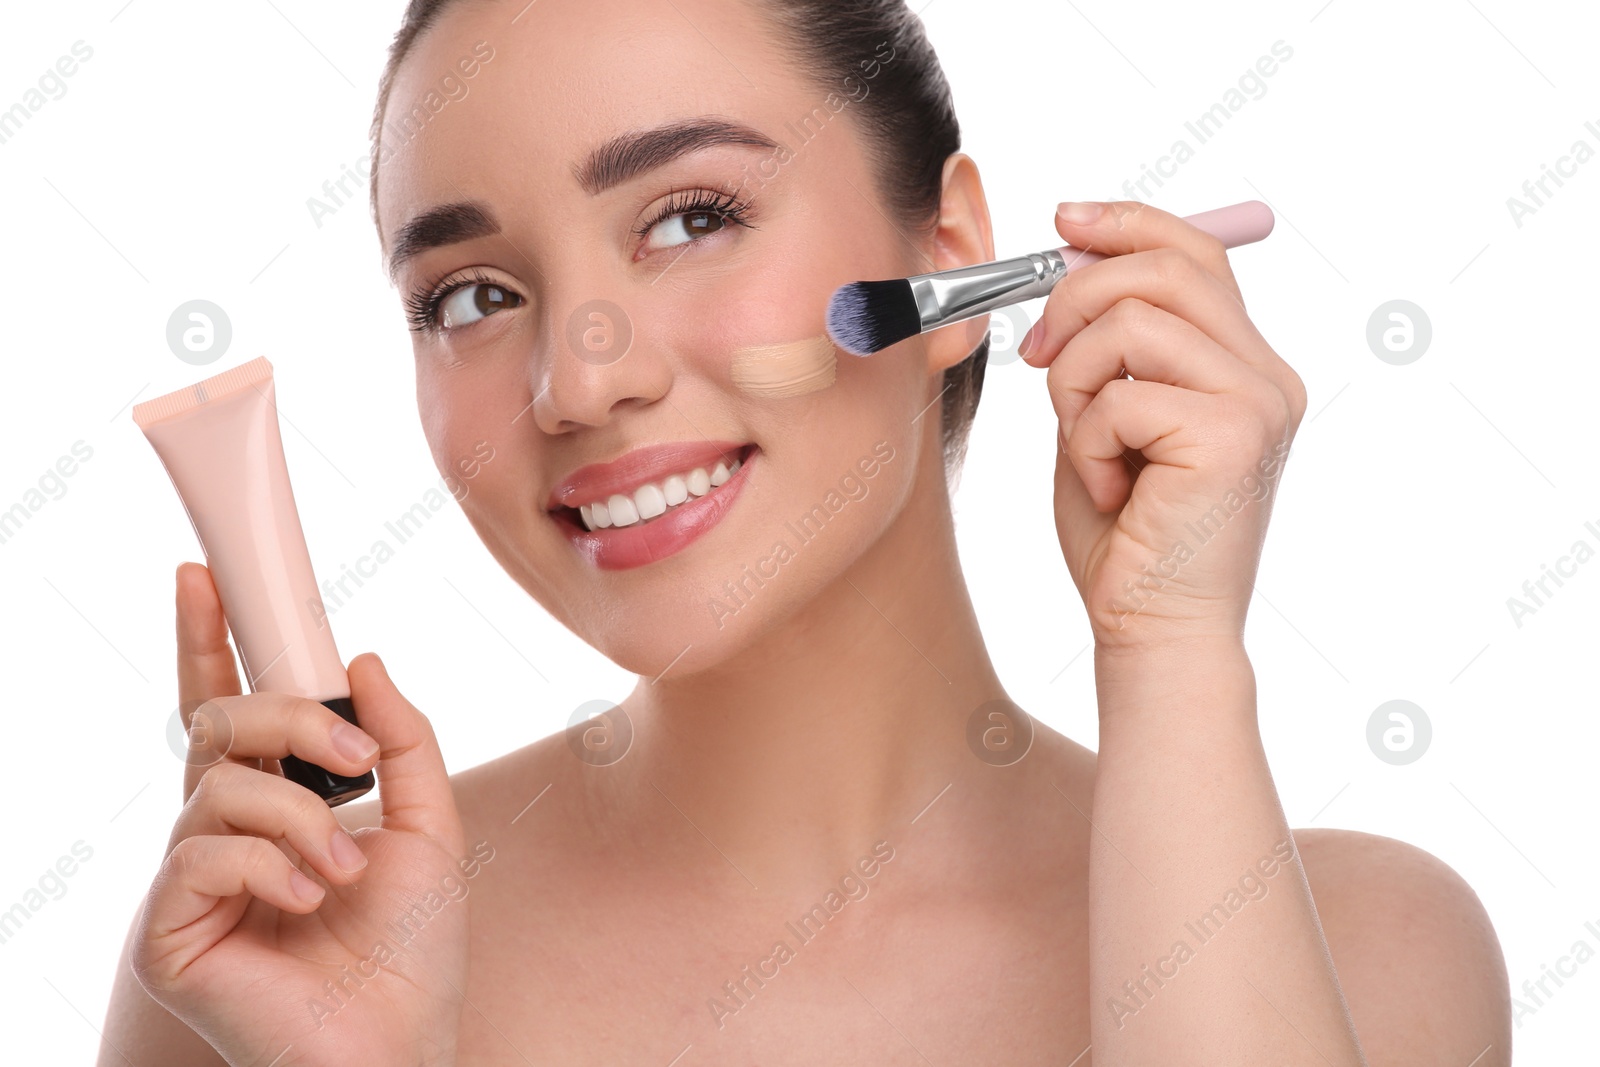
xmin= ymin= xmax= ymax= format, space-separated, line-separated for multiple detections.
xmin=826 ymin=200 xmax=1276 ymax=357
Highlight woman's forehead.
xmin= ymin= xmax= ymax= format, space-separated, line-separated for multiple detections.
xmin=375 ymin=0 xmax=807 ymax=238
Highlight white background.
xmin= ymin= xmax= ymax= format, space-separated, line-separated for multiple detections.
xmin=1 ymin=0 xmax=1596 ymax=1061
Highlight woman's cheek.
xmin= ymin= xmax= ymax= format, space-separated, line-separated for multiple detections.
xmin=693 ymin=243 xmax=837 ymax=361
xmin=415 ymin=364 xmax=455 ymax=453
xmin=418 ymin=358 xmax=499 ymax=456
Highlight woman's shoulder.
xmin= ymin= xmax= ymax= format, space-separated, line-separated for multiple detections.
xmin=332 ymin=728 xmax=572 ymax=834
xmin=1291 ymin=826 xmax=1505 ymax=970
xmin=1291 ymin=826 xmax=1505 ymax=958
xmin=1013 ymin=709 xmax=1099 ymax=809
xmin=1290 ymin=827 xmax=1509 ymax=1059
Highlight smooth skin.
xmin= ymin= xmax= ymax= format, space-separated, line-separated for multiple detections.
xmin=99 ymin=0 xmax=1511 ymax=1063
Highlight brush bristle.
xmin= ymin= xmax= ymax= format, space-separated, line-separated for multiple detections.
xmin=825 ymin=279 xmax=921 ymax=357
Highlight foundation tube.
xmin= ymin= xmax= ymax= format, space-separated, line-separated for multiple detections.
xmin=134 ymin=357 xmax=373 ymax=807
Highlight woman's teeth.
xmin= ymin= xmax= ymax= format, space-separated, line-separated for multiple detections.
xmin=577 ymin=457 xmax=742 ymax=532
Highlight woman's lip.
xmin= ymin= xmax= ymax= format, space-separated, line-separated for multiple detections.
xmin=555 ymin=447 xmax=757 ymax=571
xmin=547 ymin=440 xmax=750 ymax=511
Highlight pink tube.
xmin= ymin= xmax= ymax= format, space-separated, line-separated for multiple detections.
xmin=134 ymin=357 xmax=373 ymax=806
xmin=1055 ymin=200 xmax=1276 ymax=270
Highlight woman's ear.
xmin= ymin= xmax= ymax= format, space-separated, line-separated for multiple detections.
xmin=923 ymin=152 xmax=997 ymax=376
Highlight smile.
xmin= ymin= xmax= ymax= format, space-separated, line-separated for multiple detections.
xmin=575 ymin=452 xmax=745 ymax=531
xmin=549 ymin=442 xmax=757 ymax=571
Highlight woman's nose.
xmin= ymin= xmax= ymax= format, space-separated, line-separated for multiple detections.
xmin=531 ymin=296 xmax=672 ymax=433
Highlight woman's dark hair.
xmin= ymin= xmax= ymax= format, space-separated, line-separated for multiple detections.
xmin=369 ymin=0 xmax=988 ymax=478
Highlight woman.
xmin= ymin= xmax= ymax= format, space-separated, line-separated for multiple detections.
xmin=102 ymin=0 xmax=1512 ymax=1062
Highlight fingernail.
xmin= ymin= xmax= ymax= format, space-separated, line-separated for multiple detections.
xmin=290 ymin=868 xmax=325 ymax=901
xmin=331 ymin=830 xmax=368 ymax=873
xmin=1057 ymin=201 xmax=1103 ymax=225
xmin=331 ymin=720 xmax=379 ymax=761
xmin=1018 ymin=324 xmax=1039 ymax=359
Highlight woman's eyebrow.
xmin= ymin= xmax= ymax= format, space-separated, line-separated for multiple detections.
xmin=387 ymin=118 xmax=779 ymax=281
xmin=573 ymin=117 xmax=780 ymax=195
xmin=389 ymin=201 xmax=500 ymax=283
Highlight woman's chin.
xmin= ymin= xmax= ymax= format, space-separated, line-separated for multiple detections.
xmin=583 ymin=597 xmax=789 ymax=681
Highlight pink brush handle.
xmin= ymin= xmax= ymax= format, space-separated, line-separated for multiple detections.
xmin=1055 ymin=200 xmax=1276 ymax=268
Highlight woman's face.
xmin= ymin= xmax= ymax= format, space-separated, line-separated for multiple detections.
xmin=377 ymin=0 xmax=954 ymax=675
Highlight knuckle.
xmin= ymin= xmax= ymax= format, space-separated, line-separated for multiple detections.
xmin=1108 ymin=295 xmax=1148 ymax=325
xmin=1283 ymin=368 xmax=1308 ymax=418
xmin=1062 ymin=416 xmax=1087 ymax=459
xmin=1242 ymin=375 xmax=1295 ymax=438
xmin=1266 ymin=387 xmax=1294 ymax=435
xmin=189 ymin=762 xmax=233 ymax=805
xmin=1192 ymin=231 xmax=1228 ymax=266
xmin=185 ymin=698 xmax=234 ymax=749
xmin=1108 ymin=298 xmax=1159 ymax=342
xmin=128 ymin=940 xmax=156 ymax=986
xmin=1043 ymin=284 xmax=1089 ymax=337
xmin=1148 ymin=245 xmax=1194 ymax=286
xmin=1083 ymin=377 xmax=1134 ymax=429
xmin=1214 ymin=391 xmax=1258 ymax=428
xmin=279 ymin=691 xmax=321 ymax=733
xmin=243 ymin=838 xmax=279 ymax=880
xmin=214 ymin=756 xmax=250 ymax=787
xmin=167 ymin=834 xmax=207 ymax=877
xmin=1046 ymin=363 xmax=1087 ymax=414
xmin=289 ymin=786 xmax=341 ymax=838
xmin=1208 ymin=394 xmax=1279 ymax=456
xmin=1100 ymin=375 xmax=1138 ymax=407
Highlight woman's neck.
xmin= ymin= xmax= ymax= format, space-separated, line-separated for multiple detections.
xmin=621 ymin=461 xmax=1007 ymax=890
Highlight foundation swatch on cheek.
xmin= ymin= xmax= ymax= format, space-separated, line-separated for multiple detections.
xmin=730 ymin=335 xmax=838 ymax=399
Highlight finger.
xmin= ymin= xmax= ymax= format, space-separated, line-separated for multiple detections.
xmin=348 ymin=652 xmax=463 ymax=851
xmin=175 ymin=561 xmax=242 ymax=721
xmin=1043 ymin=300 xmax=1270 ymax=436
xmin=135 ymin=835 xmax=326 ymax=988
xmin=1061 ymin=378 xmax=1219 ymax=513
xmin=1020 ymin=246 xmax=1284 ymax=382
xmin=170 ymin=761 xmax=370 ymax=886
xmin=183 ymin=691 xmax=382 ymax=804
xmin=1053 ymin=200 xmax=1243 ymax=302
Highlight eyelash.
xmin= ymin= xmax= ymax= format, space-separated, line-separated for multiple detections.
xmin=403 ymin=189 xmax=759 ymax=337
xmin=404 ymin=267 xmax=502 ymax=335
xmin=631 ymin=187 xmax=757 ymax=243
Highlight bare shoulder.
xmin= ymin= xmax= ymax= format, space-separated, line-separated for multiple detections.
xmin=333 ymin=731 xmax=571 ymax=835
xmin=1294 ymin=827 xmax=1511 ymax=1065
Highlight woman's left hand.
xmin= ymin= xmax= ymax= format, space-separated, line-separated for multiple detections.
xmin=1018 ymin=200 xmax=1307 ymax=653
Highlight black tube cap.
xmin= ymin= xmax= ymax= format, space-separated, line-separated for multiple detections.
xmin=279 ymin=696 xmax=375 ymax=807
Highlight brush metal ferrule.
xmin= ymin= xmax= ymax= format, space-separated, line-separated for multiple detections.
xmin=910 ymin=249 xmax=1070 ymax=333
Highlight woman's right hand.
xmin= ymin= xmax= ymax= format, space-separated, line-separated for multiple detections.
xmin=130 ymin=563 xmax=470 ymax=1067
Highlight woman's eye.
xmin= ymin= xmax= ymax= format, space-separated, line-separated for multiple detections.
xmin=643 ymin=210 xmax=729 ymax=253
xmin=440 ymin=283 xmax=521 ymax=330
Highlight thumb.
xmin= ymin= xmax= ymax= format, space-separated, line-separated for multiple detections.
xmin=347 ymin=652 xmax=463 ymax=852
